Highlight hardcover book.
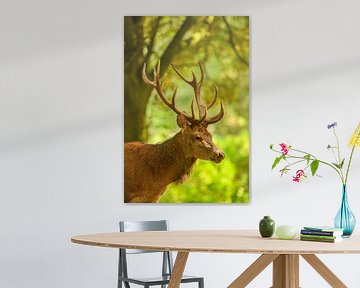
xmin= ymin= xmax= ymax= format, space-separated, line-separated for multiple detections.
xmin=301 ymin=229 xmax=343 ymax=237
xmin=303 ymin=226 xmax=344 ymax=232
xmin=300 ymin=236 xmax=343 ymax=243
xmin=300 ymin=234 xmax=342 ymax=240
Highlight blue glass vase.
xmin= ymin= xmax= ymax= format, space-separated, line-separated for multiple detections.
xmin=334 ymin=185 xmax=356 ymax=237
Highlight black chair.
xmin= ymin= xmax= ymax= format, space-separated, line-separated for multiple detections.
xmin=118 ymin=220 xmax=204 ymax=288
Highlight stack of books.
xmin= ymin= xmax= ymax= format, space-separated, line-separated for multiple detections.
xmin=300 ymin=226 xmax=344 ymax=243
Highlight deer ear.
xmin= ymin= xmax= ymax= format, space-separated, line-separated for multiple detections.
xmin=176 ymin=113 xmax=189 ymax=129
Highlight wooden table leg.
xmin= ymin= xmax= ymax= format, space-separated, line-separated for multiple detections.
xmin=228 ymin=254 xmax=279 ymax=288
xmin=168 ymin=252 xmax=189 ymax=288
xmin=301 ymin=254 xmax=347 ymax=288
xmin=288 ymin=254 xmax=299 ymax=287
xmin=272 ymin=254 xmax=299 ymax=288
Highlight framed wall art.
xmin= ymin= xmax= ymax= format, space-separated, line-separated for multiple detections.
xmin=124 ymin=16 xmax=249 ymax=203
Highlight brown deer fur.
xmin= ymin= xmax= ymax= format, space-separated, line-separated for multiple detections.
xmin=124 ymin=131 xmax=197 ymax=203
xmin=124 ymin=62 xmax=225 ymax=203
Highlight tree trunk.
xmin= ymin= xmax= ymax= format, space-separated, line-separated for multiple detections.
xmin=124 ymin=74 xmax=152 ymax=142
xmin=124 ymin=16 xmax=196 ymax=142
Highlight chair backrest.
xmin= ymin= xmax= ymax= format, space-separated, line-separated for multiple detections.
xmin=118 ymin=220 xmax=174 ymax=282
xmin=119 ymin=220 xmax=169 ymax=254
xmin=120 ymin=220 xmax=168 ymax=232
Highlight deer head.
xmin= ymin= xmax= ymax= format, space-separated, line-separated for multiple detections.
xmin=142 ymin=61 xmax=225 ymax=163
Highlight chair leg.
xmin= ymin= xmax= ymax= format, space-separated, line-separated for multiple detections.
xmin=199 ymin=278 xmax=204 ymax=288
xmin=118 ymin=249 xmax=122 ymax=288
xmin=118 ymin=279 xmax=130 ymax=288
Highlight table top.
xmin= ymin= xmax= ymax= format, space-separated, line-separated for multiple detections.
xmin=71 ymin=230 xmax=360 ymax=254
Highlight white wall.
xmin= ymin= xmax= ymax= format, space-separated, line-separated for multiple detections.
xmin=1 ymin=0 xmax=360 ymax=287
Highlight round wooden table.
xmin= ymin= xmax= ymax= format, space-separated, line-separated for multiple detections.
xmin=72 ymin=230 xmax=360 ymax=288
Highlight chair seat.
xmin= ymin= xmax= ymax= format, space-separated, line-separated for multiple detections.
xmin=119 ymin=274 xmax=203 ymax=285
xmin=118 ymin=221 xmax=204 ymax=287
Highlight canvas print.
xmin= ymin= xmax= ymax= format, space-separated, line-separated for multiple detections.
xmin=124 ymin=16 xmax=249 ymax=203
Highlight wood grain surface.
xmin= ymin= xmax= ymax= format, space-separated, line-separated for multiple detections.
xmin=168 ymin=252 xmax=189 ymax=288
xmin=272 ymin=254 xmax=300 ymax=288
xmin=71 ymin=230 xmax=360 ymax=254
xmin=228 ymin=254 xmax=279 ymax=287
xmin=302 ymin=254 xmax=347 ymax=287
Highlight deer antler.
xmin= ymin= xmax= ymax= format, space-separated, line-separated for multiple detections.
xmin=142 ymin=61 xmax=182 ymax=115
xmin=142 ymin=61 xmax=224 ymax=126
xmin=201 ymin=83 xmax=224 ymax=125
xmin=171 ymin=62 xmax=224 ymax=125
xmin=203 ymin=100 xmax=224 ymax=125
xmin=171 ymin=62 xmax=207 ymax=121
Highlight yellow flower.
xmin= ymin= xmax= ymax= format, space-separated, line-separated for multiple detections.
xmin=349 ymin=122 xmax=360 ymax=147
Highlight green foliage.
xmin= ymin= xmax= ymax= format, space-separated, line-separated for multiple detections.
xmin=272 ymin=156 xmax=283 ymax=170
xmin=332 ymin=159 xmax=344 ymax=169
xmin=310 ymin=160 xmax=319 ymax=176
xmin=270 ymin=123 xmax=358 ymax=185
xmin=126 ymin=16 xmax=249 ymax=203
xmin=143 ymin=16 xmax=249 ymax=133
xmin=159 ymin=133 xmax=249 ymax=203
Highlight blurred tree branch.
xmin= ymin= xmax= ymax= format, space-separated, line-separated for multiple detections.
xmin=222 ymin=17 xmax=249 ymax=67
xmin=158 ymin=16 xmax=197 ymax=76
xmin=144 ymin=16 xmax=162 ymax=65
xmin=124 ymin=16 xmax=195 ymax=142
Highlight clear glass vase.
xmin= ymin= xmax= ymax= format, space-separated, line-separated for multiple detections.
xmin=334 ymin=185 xmax=356 ymax=237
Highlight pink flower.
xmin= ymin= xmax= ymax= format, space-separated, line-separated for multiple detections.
xmin=279 ymin=143 xmax=289 ymax=155
xmin=293 ymin=170 xmax=306 ymax=182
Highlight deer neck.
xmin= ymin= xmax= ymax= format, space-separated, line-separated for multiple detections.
xmin=156 ymin=132 xmax=197 ymax=184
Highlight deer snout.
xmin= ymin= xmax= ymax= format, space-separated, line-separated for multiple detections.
xmin=212 ymin=150 xmax=225 ymax=163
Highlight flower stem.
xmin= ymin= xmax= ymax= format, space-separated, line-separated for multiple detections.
xmin=291 ymin=148 xmax=317 ymax=159
xmin=271 ymin=147 xmax=344 ymax=182
xmin=333 ymin=128 xmax=342 ymax=163
xmin=345 ymin=129 xmax=360 ymax=185
xmin=330 ymin=148 xmax=338 ymax=164
xmin=284 ymin=159 xmax=306 ymax=169
xmin=345 ymin=145 xmax=356 ymax=185
xmin=333 ymin=128 xmax=345 ymax=181
xmin=289 ymin=148 xmax=344 ymax=183
xmin=305 ymin=158 xmax=341 ymax=180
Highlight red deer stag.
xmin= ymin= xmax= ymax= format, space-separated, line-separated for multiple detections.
xmin=124 ymin=61 xmax=224 ymax=203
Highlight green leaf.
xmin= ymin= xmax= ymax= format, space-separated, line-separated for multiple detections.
xmin=310 ymin=160 xmax=319 ymax=176
xmin=270 ymin=144 xmax=274 ymax=149
xmin=339 ymin=158 xmax=345 ymax=169
xmin=271 ymin=156 xmax=282 ymax=170
xmin=332 ymin=162 xmax=341 ymax=169
xmin=304 ymin=154 xmax=311 ymax=164
xmin=332 ymin=159 xmax=345 ymax=169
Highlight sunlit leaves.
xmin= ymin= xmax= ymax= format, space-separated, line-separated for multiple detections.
xmin=142 ymin=16 xmax=250 ymax=203
xmin=159 ymin=133 xmax=249 ymax=203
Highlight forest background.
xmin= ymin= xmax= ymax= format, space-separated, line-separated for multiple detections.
xmin=124 ymin=16 xmax=249 ymax=203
